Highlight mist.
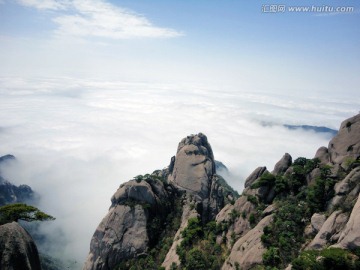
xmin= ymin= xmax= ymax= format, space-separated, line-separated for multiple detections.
xmin=0 ymin=76 xmax=358 ymax=268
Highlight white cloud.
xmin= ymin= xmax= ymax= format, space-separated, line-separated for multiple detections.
xmin=15 ymin=0 xmax=183 ymax=39
xmin=16 ymin=0 xmax=69 ymax=10
xmin=0 ymin=76 xmax=358 ymax=268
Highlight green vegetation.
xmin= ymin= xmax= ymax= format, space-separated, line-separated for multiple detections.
xmin=251 ymin=172 xmax=276 ymax=189
xmin=260 ymin=157 xmax=343 ymax=269
xmin=176 ymin=217 xmax=228 ymax=270
xmin=0 ymin=203 xmax=55 ymax=225
xmin=292 ymin=248 xmax=360 ymax=270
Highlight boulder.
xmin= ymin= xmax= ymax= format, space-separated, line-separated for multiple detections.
xmin=314 ymin=146 xmax=330 ymax=165
xmin=272 ymin=153 xmax=292 ymax=175
xmin=0 ymin=222 xmax=41 ymax=270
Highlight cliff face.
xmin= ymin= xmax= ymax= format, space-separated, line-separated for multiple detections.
xmin=84 ymin=114 xmax=360 ymax=270
xmin=0 ymin=222 xmax=41 ymax=270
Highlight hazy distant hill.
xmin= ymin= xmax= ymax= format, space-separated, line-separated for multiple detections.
xmin=284 ymin=124 xmax=338 ymax=136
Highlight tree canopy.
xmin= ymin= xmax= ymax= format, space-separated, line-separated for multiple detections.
xmin=0 ymin=203 xmax=55 ymax=225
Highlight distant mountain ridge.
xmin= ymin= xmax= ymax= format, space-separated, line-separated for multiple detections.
xmin=284 ymin=124 xmax=338 ymax=136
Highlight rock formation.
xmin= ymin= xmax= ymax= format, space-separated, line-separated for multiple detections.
xmin=0 ymin=222 xmax=41 ymax=270
xmin=84 ymin=133 xmax=238 ymax=270
xmin=84 ymin=113 xmax=360 ymax=270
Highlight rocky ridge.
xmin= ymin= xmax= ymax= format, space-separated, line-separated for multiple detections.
xmin=84 ymin=113 xmax=360 ymax=270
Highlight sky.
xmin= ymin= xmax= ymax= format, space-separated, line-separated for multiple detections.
xmin=0 ymin=0 xmax=359 ymax=268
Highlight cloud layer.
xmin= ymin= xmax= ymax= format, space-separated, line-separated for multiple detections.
xmin=15 ymin=0 xmax=182 ymax=39
xmin=0 ymin=76 xmax=358 ymax=268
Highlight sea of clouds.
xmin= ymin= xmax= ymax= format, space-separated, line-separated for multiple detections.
xmin=0 ymin=76 xmax=358 ymax=268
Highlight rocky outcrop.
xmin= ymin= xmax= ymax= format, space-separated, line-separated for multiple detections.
xmin=0 ymin=222 xmax=41 ymax=270
xmin=327 ymin=167 xmax=360 ymax=212
xmin=222 ymin=214 xmax=274 ymax=270
xmin=244 ymin=167 xmax=267 ymax=188
xmin=272 ymin=153 xmax=292 ymax=175
xmin=84 ymin=134 xmax=238 ymax=270
xmin=84 ymin=178 xmax=173 ymax=270
xmin=314 ymin=146 xmax=330 ymax=165
xmin=307 ymin=210 xmax=349 ymax=250
xmin=328 ymin=114 xmax=360 ymax=165
xmin=83 ymin=114 xmax=360 ymax=270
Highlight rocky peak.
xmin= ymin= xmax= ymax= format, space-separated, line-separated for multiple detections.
xmin=0 ymin=222 xmax=41 ymax=270
xmin=168 ymin=133 xmax=215 ymax=197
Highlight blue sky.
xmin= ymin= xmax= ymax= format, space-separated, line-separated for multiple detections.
xmin=0 ymin=0 xmax=359 ymax=95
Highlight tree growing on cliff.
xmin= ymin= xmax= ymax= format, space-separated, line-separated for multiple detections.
xmin=0 ymin=203 xmax=55 ymax=225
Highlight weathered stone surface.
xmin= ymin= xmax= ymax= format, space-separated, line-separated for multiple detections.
xmin=244 ymin=167 xmax=268 ymax=188
xmin=328 ymin=114 xmax=360 ymax=165
xmin=327 ymin=167 xmax=360 ymax=212
xmin=84 ymin=176 xmax=171 ymax=270
xmin=222 ymin=215 xmax=273 ymax=270
xmin=307 ymin=210 xmax=349 ymax=250
xmin=272 ymin=153 xmax=292 ymax=175
xmin=333 ymin=194 xmax=360 ymax=249
xmin=314 ymin=146 xmax=330 ymax=165
xmin=334 ymin=167 xmax=360 ymax=195
xmin=216 ymin=196 xmax=255 ymax=246
xmin=0 ymin=222 xmax=41 ymax=270
xmin=168 ymin=133 xmax=215 ymax=199
xmin=311 ymin=213 xmax=326 ymax=233
xmin=84 ymin=204 xmax=148 ymax=270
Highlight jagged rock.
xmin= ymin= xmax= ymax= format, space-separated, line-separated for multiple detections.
xmin=328 ymin=114 xmax=360 ymax=165
xmin=272 ymin=153 xmax=292 ymax=175
xmin=222 ymin=215 xmax=274 ymax=270
xmin=244 ymin=167 xmax=268 ymax=188
xmin=0 ymin=222 xmax=41 ymax=270
xmin=314 ymin=146 xmax=330 ymax=165
xmin=307 ymin=210 xmax=349 ymax=250
xmin=333 ymin=194 xmax=360 ymax=249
